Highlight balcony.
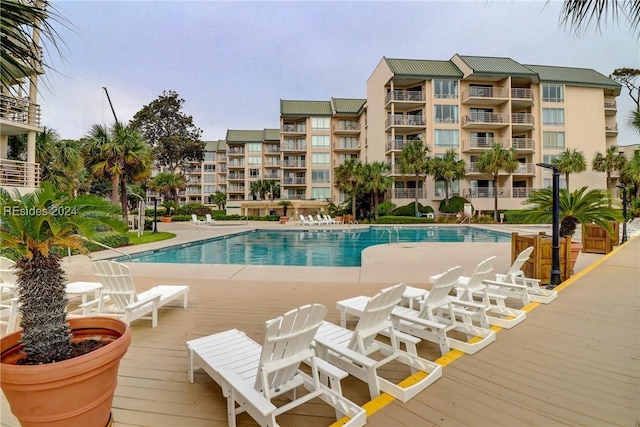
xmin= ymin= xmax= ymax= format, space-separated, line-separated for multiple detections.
xmin=334 ymin=140 xmax=360 ymax=151
xmin=264 ymin=146 xmax=281 ymax=154
xmin=391 ymin=188 xmax=424 ymax=199
xmin=462 ymin=87 xmax=509 ymax=105
xmin=433 ymin=190 xmax=460 ymax=200
xmin=385 ymin=139 xmax=407 ymax=153
xmin=605 ymin=121 xmax=618 ymax=136
xmin=281 ymin=141 xmax=306 ymax=151
xmin=513 ymin=163 xmax=536 ymax=175
xmin=264 ymin=171 xmax=281 ymax=179
xmin=462 ymin=112 xmax=509 ymax=129
xmin=385 ymin=90 xmax=424 ymax=109
xmin=511 ymin=88 xmax=534 ymax=108
xmin=282 ymin=159 xmax=306 ymax=168
xmin=0 ymin=95 xmax=42 ymax=130
xmin=333 ymin=121 xmax=360 ymax=133
xmin=511 ymin=113 xmax=535 ymax=131
xmin=604 ymin=99 xmax=617 ymax=116
xmin=282 ymin=123 xmax=306 ymax=134
xmin=0 ymin=159 xmax=40 ymax=189
xmin=227 ymin=172 xmax=245 ymax=180
xmin=462 ymin=137 xmax=507 ymax=152
xmin=282 ymin=177 xmax=307 ymax=185
xmin=511 ymin=138 xmax=535 ymax=152
xmin=227 ymin=161 xmax=244 ymax=168
xmin=463 ymin=187 xmax=510 ymax=198
xmin=385 ymin=115 xmax=426 ymax=130
xmin=227 ymin=185 xmax=245 ymax=193
xmin=264 ymin=160 xmax=281 ymax=168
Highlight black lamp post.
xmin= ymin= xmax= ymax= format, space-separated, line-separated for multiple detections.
xmin=536 ymin=162 xmax=562 ymax=289
xmin=617 ymin=184 xmax=628 ymax=244
xmin=151 ymin=196 xmax=158 ymax=234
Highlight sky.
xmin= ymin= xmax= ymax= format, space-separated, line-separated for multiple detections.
xmin=40 ymin=0 xmax=639 ymax=146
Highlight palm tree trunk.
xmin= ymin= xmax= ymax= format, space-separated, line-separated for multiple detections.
xmin=414 ymin=175 xmax=419 ymax=217
xmin=120 ymin=179 xmax=129 ymax=224
xmin=111 ymin=175 xmax=120 ymax=204
xmin=493 ymin=175 xmax=499 ymax=222
xmin=374 ymin=191 xmax=379 ymax=221
xmin=565 ymin=172 xmax=570 ymax=191
xmin=445 ymin=180 xmax=450 ymax=206
xmin=351 ymin=193 xmax=357 ymax=218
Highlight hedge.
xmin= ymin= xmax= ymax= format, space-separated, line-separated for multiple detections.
xmin=392 ymin=202 xmax=434 ymax=216
xmin=376 ymin=215 xmax=435 ymax=224
xmin=439 ymin=196 xmax=472 ymax=214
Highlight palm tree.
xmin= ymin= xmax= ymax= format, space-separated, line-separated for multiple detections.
xmin=621 ymin=149 xmax=640 ymax=199
xmin=430 ymin=149 xmax=466 ymax=206
xmin=559 ymin=0 xmax=640 ymax=38
xmin=592 ymin=145 xmax=626 ymax=190
xmin=399 ymin=140 xmax=431 ymax=217
xmin=211 ymin=190 xmax=227 ymax=209
xmin=476 ymin=143 xmax=519 ymax=222
xmin=249 ymin=179 xmax=274 ymax=200
xmin=35 ymin=128 xmax=83 ymax=193
xmin=363 ymin=161 xmax=393 ymax=221
xmin=333 ymin=158 xmax=363 ymax=218
xmin=149 ymin=172 xmax=186 ymax=203
xmin=523 ymin=186 xmax=623 ymax=238
xmin=552 ymin=148 xmax=586 ymax=190
xmin=0 ymin=183 xmax=127 ymax=363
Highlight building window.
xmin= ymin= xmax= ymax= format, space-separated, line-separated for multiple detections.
xmin=311 ymin=153 xmax=330 ymax=165
xmin=312 ymin=169 xmax=330 ymax=183
xmin=543 ymin=131 xmax=566 ymax=149
xmin=543 ymin=177 xmax=567 ymax=189
xmin=435 ymin=180 xmax=460 ymax=198
xmin=248 ymin=156 xmax=262 ymax=165
xmin=434 ymin=129 xmax=459 ymax=147
xmin=311 ymin=117 xmax=330 ymax=130
xmin=204 ymin=185 xmax=215 ymax=193
xmin=204 ymin=164 xmax=216 ymax=172
xmin=338 ymin=154 xmax=358 ymax=164
xmin=339 ymin=137 xmax=358 ymax=149
xmin=249 ymin=168 xmax=261 ymax=179
xmin=312 ymin=187 xmax=330 ymax=199
xmin=542 ymin=84 xmax=564 ymax=102
xmin=204 ymin=152 xmax=216 ymax=161
xmin=311 ymin=135 xmax=330 ymax=148
xmin=247 ymin=143 xmax=262 ymax=152
xmin=434 ymin=105 xmax=458 ymax=123
xmin=542 ymin=108 xmax=565 ymax=126
xmin=434 ymin=79 xmax=459 ymax=99
xmin=204 ymin=175 xmax=215 ymax=182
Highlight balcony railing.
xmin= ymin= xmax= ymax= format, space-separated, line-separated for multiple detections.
xmin=281 ymin=141 xmax=306 ymax=151
xmin=386 ymin=140 xmax=407 ymax=152
xmin=511 ymin=113 xmax=534 ymax=126
xmin=511 ymin=138 xmax=535 ymax=151
xmin=391 ymin=188 xmax=424 ymax=199
xmin=333 ymin=121 xmax=360 ymax=131
xmin=513 ymin=163 xmax=536 ymax=174
xmin=605 ymin=122 xmax=618 ymax=132
xmin=462 ymin=112 xmax=509 ymax=125
xmin=0 ymin=95 xmax=42 ymax=127
xmin=604 ymin=100 xmax=617 ymax=109
xmin=385 ymin=90 xmax=424 ymax=103
xmin=227 ymin=161 xmax=244 ymax=168
xmin=385 ymin=115 xmax=426 ymax=127
xmin=227 ymin=173 xmax=245 ymax=180
xmin=282 ymin=160 xmax=306 ymax=168
xmin=463 ymin=188 xmax=510 ymax=198
xmin=265 ymin=146 xmax=281 ymax=154
xmin=462 ymin=86 xmax=509 ymax=101
xmin=0 ymin=159 xmax=40 ymax=188
xmin=462 ymin=137 xmax=507 ymax=150
xmin=264 ymin=171 xmax=281 ymax=179
xmin=265 ymin=160 xmax=281 ymax=167
xmin=227 ymin=148 xmax=245 ymax=155
xmin=282 ymin=123 xmax=306 ymax=133
xmin=511 ymin=88 xmax=533 ymax=101
xmin=227 ymin=185 xmax=245 ymax=192
xmin=282 ymin=177 xmax=307 ymax=185
xmin=334 ymin=141 xmax=360 ymax=150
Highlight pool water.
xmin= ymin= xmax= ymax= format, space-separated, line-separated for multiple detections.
xmin=125 ymin=226 xmax=510 ymax=267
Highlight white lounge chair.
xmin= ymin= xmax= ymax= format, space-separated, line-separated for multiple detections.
xmin=191 ymin=214 xmax=203 ymax=224
xmin=455 ymin=257 xmax=526 ymax=329
xmin=486 ymin=247 xmax=557 ymax=304
xmin=205 ymin=213 xmax=215 ymax=224
xmin=323 ymin=214 xmax=336 ymax=225
xmin=88 ymin=261 xmax=189 ymax=327
xmin=0 ymin=256 xmax=18 ymax=292
xmin=391 ymin=266 xmax=496 ymax=355
xmin=327 ymin=214 xmax=343 ymax=224
xmin=307 ymin=215 xmax=319 ymax=225
xmin=314 ymin=284 xmax=442 ymax=402
xmin=186 ymin=304 xmax=366 ymax=427
xmin=317 ymin=214 xmax=329 ymax=225
xmin=298 ymin=214 xmax=309 ymax=225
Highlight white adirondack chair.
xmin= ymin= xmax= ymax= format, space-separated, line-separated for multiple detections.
xmin=485 ymin=247 xmax=557 ymax=304
xmin=186 ymin=304 xmax=366 ymax=427
xmin=390 ymin=266 xmax=496 ymax=355
xmin=205 ymin=213 xmax=215 ymax=224
xmin=88 ymin=261 xmax=189 ymax=327
xmin=0 ymin=257 xmax=19 ymax=335
xmin=455 ymin=257 xmax=526 ymax=329
xmin=314 ymin=284 xmax=442 ymax=402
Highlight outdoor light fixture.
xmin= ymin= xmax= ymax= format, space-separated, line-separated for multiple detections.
xmin=536 ymin=162 xmax=561 ymax=288
xmin=617 ymin=184 xmax=628 ymax=244
xmin=151 ymin=196 xmax=158 ymax=234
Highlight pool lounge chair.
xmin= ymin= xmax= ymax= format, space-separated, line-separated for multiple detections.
xmin=317 ymin=214 xmax=329 ymax=225
xmin=186 ymin=304 xmax=366 ymax=427
xmin=483 ymin=247 xmax=557 ymax=304
xmin=205 ymin=213 xmax=215 ymax=224
xmin=307 ymin=215 xmax=319 ymax=225
xmin=191 ymin=214 xmax=203 ymax=225
xmin=314 ymin=284 xmax=442 ymax=402
xmin=87 ymin=261 xmax=189 ymax=327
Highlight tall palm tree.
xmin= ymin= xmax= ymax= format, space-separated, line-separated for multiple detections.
xmin=333 ymin=158 xmax=363 ymax=218
xmin=399 ymin=140 xmax=431 ymax=217
xmin=363 ymin=161 xmax=393 ymax=221
xmin=559 ymin=0 xmax=640 ymax=38
xmin=552 ymin=148 xmax=586 ymax=190
xmin=0 ymin=183 xmax=127 ymax=363
xmin=115 ymin=126 xmax=153 ymax=219
xmin=592 ymin=145 xmax=626 ymax=190
xmin=86 ymin=123 xmax=122 ymax=204
xmin=429 ymin=149 xmax=466 ymax=206
xmin=149 ymin=172 xmax=185 ymax=202
xmin=523 ymin=186 xmax=622 ymax=238
xmin=476 ymin=143 xmax=519 ymax=222
xmin=621 ymin=149 xmax=640 ymax=199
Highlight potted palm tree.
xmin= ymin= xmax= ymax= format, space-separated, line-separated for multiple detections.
xmin=278 ymin=200 xmax=292 ymax=224
xmin=160 ymin=200 xmax=178 ymax=222
xmin=0 ymin=183 xmax=131 ymax=426
xmin=522 ymin=186 xmax=623 ymax=272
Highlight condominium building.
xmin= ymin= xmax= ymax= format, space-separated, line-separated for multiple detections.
xmin=367 ymin=55 xmax=621 ymax=212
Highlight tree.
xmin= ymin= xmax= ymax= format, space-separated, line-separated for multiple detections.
xmin=429 ymin=148 xmax=466 ymax=206
xmin=399 ymin=140 xmax=431 ymax=217
xmin=621 ymin=149 xmax=640 ymax=199
xmin=211 ymin=191 xmax=227 ymax=209
xmin=552 ymin=148 xmax=587 ymax=190
xmin=0 ymin=1 xmax=67 ymax=91
xmin=149 ymin=172 xmax=186 ymax=202
xmin=362 ymin=161 xmax=393 ymax=221
xmin=35 ymin=128 xmax=83 ymax=193
xmin=523 ymin=186 xmax=623 ymax=238
xmin=0 ymin=183 xmax=127 ymax=363
xmin=131 ymin=90 xmax=204 ymax=173
xmin=333 ymin=158 xmax=363 ymax=218
xmin=592 ymin=145 xmax=626 ymax=189
xmin=611 ymin=68 xmax=640 ymax=111
xmin=559 ymin=0 xmax=640 ymax=38
xmin=476 ymin=143 xmax=519 ymax=222
xmin=249 ymin=179 xmax=274 ymax=200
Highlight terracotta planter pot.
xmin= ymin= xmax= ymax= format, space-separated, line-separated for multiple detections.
xmin=160 ymin=217 xmax=172 ymax=223
xmin=279 ymin=216 xmax=289 ymax=224
xmin=1 ymin=317 xmax=131 ymax=427
xmin=569 ymin=241 xmax=582 ymax=275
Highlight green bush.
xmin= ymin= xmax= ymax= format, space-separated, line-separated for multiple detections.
xmin=145 ymin=207 xmax=168 ymax=217
xmin=439 ymin=196 xmax=471 ymax=214
xmin=391 ymin=202 xmax=434 ymax=216
xmin=144 ymin=219 xmax=154 ymax=231
xmin=474 ymin=214 xmax=495 ymax=224
xmin=212 ymin=210 xmax=227 ymax=220
xmin=176 ymin=203 xmax=212 ymax=216
xmin=171 ymin=214 xmax=192 ymax=222
xmin=503 ymin=210 xmax=531 ymax=224
xmin=376 ymin=215 xmax=435 ymax=224
xmin=84 ymin=232 xmax=130 ymax=252
xmin=377 ymin=201 xmax=396 ymax=216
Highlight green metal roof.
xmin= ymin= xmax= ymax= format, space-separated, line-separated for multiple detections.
xmin=524 ymin=64 xmax=621 ymax=94
xmin=203 ymin=140 xmax=226 ymax=151
xmin=280 ymin=99 xmax=332 ymax=116
xmin=225 ymin=129 xmax=264 ymax=143
xmin=331 ymin=98 xmax=366 ymax=114
xmin=263 ymin=128 xmax=280 ymax=141
xmin=456 ymin=55 xmax=537 ymax=76
xmin=384 ymin=57 xmax=463 ymax=78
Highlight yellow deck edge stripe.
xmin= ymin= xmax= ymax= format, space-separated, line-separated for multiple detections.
xmin=331 ymin=241 xmax=631 ymax=426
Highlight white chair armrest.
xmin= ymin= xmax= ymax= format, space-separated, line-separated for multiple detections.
xmin=391 ymin=310 xmax=447 ymax=330
xmin=313 ymin=336 xmax=376 ymax=368
xmin=217 ymin=366 xmax=276 ymax=416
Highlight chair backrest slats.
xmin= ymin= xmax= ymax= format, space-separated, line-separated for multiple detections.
xmin=92 ymin=261 xmax=139 ymax=308
xmin=350 ymin=284 xmax=405 ymax=351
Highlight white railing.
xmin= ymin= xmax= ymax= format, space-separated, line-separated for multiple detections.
xmin=462 ymin=86 xmax=509 ymax=100
xmin=385 ymin=90 xmax=424 ymax=103
xmin=0 ymin=95 xmax=42 ymax=127
xmin=386 ymin=140 xmax=406 ymax=151
xmin=282 ymin=177 xmax=306 ymax=185
xmin=511 ymin=113 xmax=534 ymax=125
xmin=0 ymin=159 xmax=40 ymax=188
xmin=605 ymin=122 xmax=618 ymax=132
xmin=334 ymin=121 xmax=360 ymax=131
xmin=282 ymin=124 xmax=306 ymax=133
xmin=511 ymin=88 xmax=533 ymax=101
xmin=511 ymin=138 xmax=535 ymax=151
xmin=463 ymin=112 xmax=509 ymax=125
xmin=281 ymin=141 xmax=306 ymax=151
xmin=385 ymin=115 xmax=426 ymax=127
xmin=513 ymin=163 xmax=536 ymax=174
xmin=462 ymin=137 xmax=507 ymax=150
xmin=392 ymin=188 xmax=424 ymax=199
xmin=282 ymin=160 xmax=306 ymax=168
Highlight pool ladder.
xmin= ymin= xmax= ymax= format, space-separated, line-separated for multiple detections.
xmin=380 ymin=227 xmax=400 ymax=244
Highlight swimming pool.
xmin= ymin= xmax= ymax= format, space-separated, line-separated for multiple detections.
xmin=124 ymin=226 xmax=510 ymax=267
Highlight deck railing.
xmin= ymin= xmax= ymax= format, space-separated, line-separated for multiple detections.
xmin=0 ymin=159 xmax=40 ymax=188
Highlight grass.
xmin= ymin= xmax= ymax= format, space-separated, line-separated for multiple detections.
xmin=127 ymin=231 xmax=176 ymax=245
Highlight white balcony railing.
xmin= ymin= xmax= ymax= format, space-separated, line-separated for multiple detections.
xmin=385 ymin=90 xmax=424 ymax=103
xmin=0 ymin=95 xmax=42 ymax=127
xmin=392 ymin=188 xmax=424 ymax=199
xmin=0 ymin=159 xmax=40 ymax=188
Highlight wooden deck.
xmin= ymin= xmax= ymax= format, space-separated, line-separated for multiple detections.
xmin=1 ymin=231 xmax=638 ymax=426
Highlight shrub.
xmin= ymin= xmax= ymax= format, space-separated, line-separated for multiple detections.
xmin=503 ymin=210 xmax=530 ymax=224
xmin=176 ymin=203 xmax=212 ymax=216
xmin=376 ymin=216 xmax=434 ymax=224
xmin=171 ymin=214 xmax=192 ymax=222
xmin=439 ymin=196 xmax=471 ymax=214
xmin=474 ymin=214 xmax=495 ymax=224
xmin=377 ymin=201 xmax=396 ymax=216
xmin=392 ymin=202 xmax=434 ymax=216
xmin=82 ymin=232 xmax=130 ymax=252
